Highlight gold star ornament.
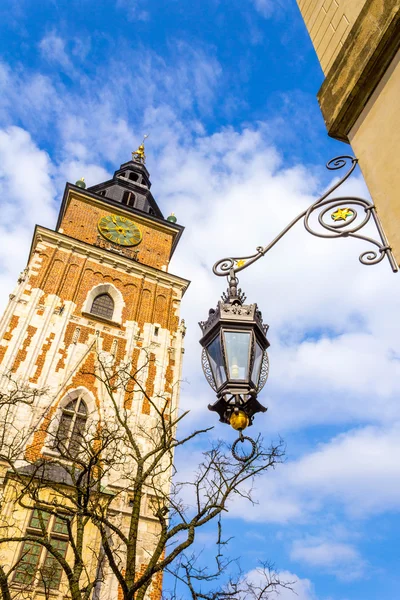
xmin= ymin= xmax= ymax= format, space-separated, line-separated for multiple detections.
xmin=236 ymin=259 xmax=246 ymax=268
xmin=331 ymin=207 xmax=354 ymax=222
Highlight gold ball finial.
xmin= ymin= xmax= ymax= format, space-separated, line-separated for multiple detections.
xmin=229 ymin=410 xmax=249 ymax=431
xmin=75 ymin=177 xmax=86 ymax=189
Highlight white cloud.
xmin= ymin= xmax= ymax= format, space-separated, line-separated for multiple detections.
xmin=290 ymin=538 xmax=365 ymax=580
xmin=290 ymin=423 xmax=400 ymax=517
xmin=39 ymin=32 xmax=74 ymax=72
xmin=0 ymin=126 xmax=57 ymax=290
xmin=116 ymin=0 xmax=149 ymax=22
xmin=0 ymin=40 xmax=222 ymax=167
xmin=250 ymin=0 xmax=284 ymax=19
xmin=246 ymin=568 xmax=317 ymax=600
xmin=224 ymin=422 xmax=400 ymax=524
xmin=251 ymin=0 xmax=274 ymax=18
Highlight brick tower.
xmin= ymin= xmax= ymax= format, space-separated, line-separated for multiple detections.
xmin=0 ymin=142 xmax=189 ymax=599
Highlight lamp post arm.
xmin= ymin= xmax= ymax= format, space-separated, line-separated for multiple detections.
xmin=213 ymin=155 xmax=398 ymax=278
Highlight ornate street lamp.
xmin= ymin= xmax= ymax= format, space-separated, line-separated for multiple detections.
xmin=199 ymin=156 xmax=398 ymax=460
xmin=199 ymin=276 xmax=270 ymax=431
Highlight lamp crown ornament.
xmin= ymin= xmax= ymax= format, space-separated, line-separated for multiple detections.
xmin=221 ymin=280 xmax=247 ymax=304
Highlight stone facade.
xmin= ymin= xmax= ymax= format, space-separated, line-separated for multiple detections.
xmin=296 ymin=0 xmax=400 ymax=263
xmin=297 ymin=0 xmax=365 ymax=73
xmin=0 ymin=156 xmax=189 ymax=599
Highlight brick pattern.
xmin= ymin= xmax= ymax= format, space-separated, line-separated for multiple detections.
xmin=60 ymin=198 xmax=174 ymax=271
xmin=162 ymin=353 xmax=175 ymax=422
xmin=29 ymin=251 xmax=51 ymax=289
xmin=164 ymin=355 xmax=175 ymax=396
xmin=0 ymin=315 xmax=19 ymax=365
xmin=30 ymin=332 xmax=55 ymax=384
xmin=11 ymin=325 xmax=37 ymax=373
xmin=55 ymin=322 xmax=90 ymax=372
xmin=68 ymin=352 xmax=99 ymax=402
xmin=124 ymin=348 xmax=141 ymax=409
xmin=25 ymin=406 xmax=56 ymax=462
xmin=117 ymin=565 xmax=162 ymax=600
xmin=26 ymin=246 xmax=176 ymax=332
xmin=143 ymin=353 xmax=156 ymax=415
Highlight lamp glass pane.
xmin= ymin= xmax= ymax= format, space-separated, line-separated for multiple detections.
xmin=224 ymin=331 xmax=251 ymax=380
xmin=251 ymin=341 xmax=263 ymax=386
xmin=206 ymin=335 xmax=227 ymax=388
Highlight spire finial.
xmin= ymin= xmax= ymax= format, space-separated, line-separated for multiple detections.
xmin=132 ymin=134 xmax=149 ymax=163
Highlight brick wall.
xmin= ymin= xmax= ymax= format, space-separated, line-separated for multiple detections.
xmin=60 ymin=197 xmax=174 ymax=270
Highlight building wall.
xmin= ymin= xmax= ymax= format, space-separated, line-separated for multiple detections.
xmin=296 ymin=0 xmax=400 ymax=263
xmin=297 ymin=0 xmax=366 ymax=73
xmin=58 ymin=192 xmax=175 ymax=271
xmin=348 ymin=49 xmax=400 ymax=259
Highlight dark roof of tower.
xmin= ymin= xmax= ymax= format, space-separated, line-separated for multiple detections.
xmin=87 ymin=151 xmax=163 ymax=219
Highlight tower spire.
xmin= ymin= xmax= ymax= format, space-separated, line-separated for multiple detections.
xmin=132 ymin=134 xmax=149 ymax=164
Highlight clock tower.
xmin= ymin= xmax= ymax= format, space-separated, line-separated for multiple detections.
xmin=0 ymin=143 xmax=189 ymax=599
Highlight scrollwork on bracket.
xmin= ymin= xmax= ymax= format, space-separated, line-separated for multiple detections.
xmin=213 ymin=155 xmax=398 ymax=278
xmin=257 ymin=351 xmax=270 ymax=392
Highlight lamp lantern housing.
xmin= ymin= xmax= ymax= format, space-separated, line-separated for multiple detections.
xmin=199 ymin=281 xmax=270 ymax=428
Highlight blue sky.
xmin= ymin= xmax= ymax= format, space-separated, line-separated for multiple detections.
xmin=1 ymin=1 xmax=400 ymax=599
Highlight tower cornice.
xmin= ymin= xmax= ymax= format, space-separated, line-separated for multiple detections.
xmin=29 ymin=225 xmax=190 ymax=295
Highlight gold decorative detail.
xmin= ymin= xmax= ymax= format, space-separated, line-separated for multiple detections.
xmin=230 ymin=410 xmax=249 ymax=431
xmin=331 ymin=207 xmax=354 ymax=221
xmin=236 ymin=259 xmax=246 ymax=268
xmin=132 ymin=134 xmax=149 ymax=163
xmin=98 ymin=214 xmax=142 ymax=247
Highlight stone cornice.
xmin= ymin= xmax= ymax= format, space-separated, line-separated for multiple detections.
xmin=317 ymin=0 xmax=400 ymax=142
xmin=30 ymin=225 xmax=191 ymax=295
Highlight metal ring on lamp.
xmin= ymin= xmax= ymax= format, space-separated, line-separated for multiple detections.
xmin=231 ymin=435 xmax=257 ymax=462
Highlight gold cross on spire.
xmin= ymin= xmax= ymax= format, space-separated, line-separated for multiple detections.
xmin=132 ymin=134 xmax=149 ymax=163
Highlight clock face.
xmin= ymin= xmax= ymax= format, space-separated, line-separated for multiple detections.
xmin=98 ymin=214 xmax=142 ymax=246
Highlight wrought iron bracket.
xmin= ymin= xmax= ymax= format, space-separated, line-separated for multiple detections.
xmin=213 ymin=156 xmax=398 ymax=279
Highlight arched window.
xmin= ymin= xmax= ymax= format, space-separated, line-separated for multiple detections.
xmin=56 ymin=397 xmax=88 ymax=457
xmin=90 ymin=293 xmax=114 ymax=320
xmin=128 ymin=172 xmax=139 ymax=182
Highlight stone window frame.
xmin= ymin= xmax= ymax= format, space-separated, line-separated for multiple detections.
xmin=43 ymin=388 xmax=96 ymax=458
xmin=55 ymin=395 xmax=88 ymax=457
xmin=82 ymin=283 xmax=125 ymax=325
xmin=12 ymin=507 xmax=70 ymax=592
